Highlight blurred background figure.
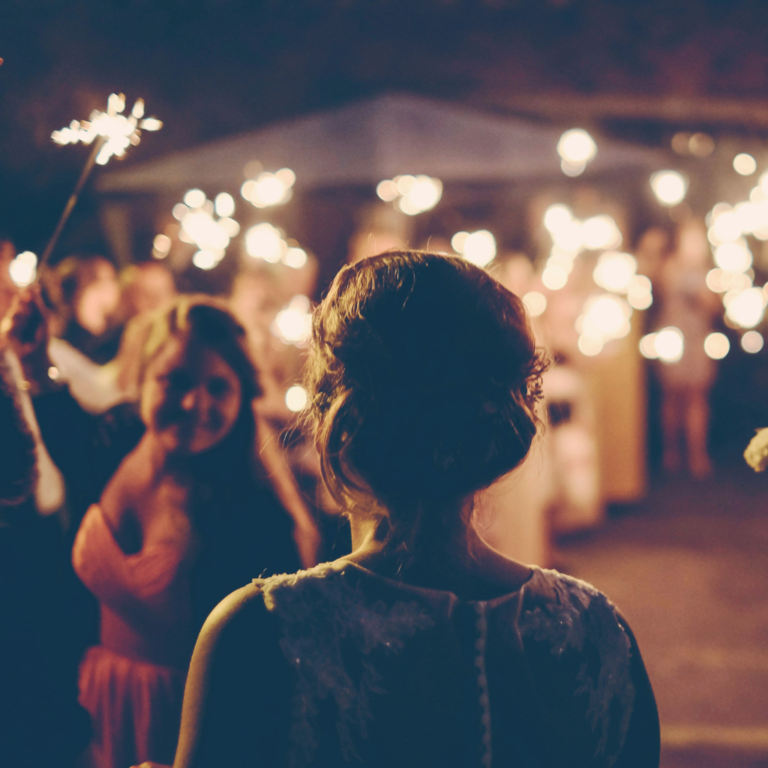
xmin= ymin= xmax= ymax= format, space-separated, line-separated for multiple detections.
xmin=655 ymin=220 xmax=721 ymax=478
xmin=0 ymin=345 xmax=91 ymax=768
xmin=120 ymin=261 xmax=177 ymax=320
xmin=48 ymin=254 xmax=122 ymax=363
xmin=0 ymin=230 xmax=18 ymax=318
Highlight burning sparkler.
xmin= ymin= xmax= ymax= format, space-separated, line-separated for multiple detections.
xmin=40 ymin=93 xmax=162 ymax=268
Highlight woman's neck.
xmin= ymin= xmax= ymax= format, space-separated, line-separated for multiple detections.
xmin=342 ymin=502 xmax=533 ymax=600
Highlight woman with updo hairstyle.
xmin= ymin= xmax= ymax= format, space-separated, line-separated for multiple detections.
xmin=174 ymin=252 xmax=660 ymax=768
xmin=5 ymin=293 xmax=302 ymax=768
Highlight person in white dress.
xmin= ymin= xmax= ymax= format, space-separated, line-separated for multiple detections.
xmin=168 ymin=251 xmax=659 ymax=768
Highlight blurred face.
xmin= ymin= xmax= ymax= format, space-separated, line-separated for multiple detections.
xmin=140 ymin=336 xmax=243 ymax=455
xmin=130 ymin=265 xmax=176 ymax=315
xmin=76 ymin=261 xmax=120 ymax=335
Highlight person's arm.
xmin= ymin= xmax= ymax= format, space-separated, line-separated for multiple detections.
xmin=174 ymin=583 xmax=290 ymax=768
xmin=612 ymin=616 xmax=661 ymax=768
xmin=257 ymin=415 xmax=321 ymax=568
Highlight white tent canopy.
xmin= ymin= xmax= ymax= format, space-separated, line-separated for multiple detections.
xmin=99 ymin=93 xmax=662 ymax=194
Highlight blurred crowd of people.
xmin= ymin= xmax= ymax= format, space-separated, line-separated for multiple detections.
xmin=0 ymin=231 xmax=341 ymax=768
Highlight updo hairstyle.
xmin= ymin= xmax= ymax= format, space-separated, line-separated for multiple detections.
xmin=304 ymin=251 xmax=547 ymax=553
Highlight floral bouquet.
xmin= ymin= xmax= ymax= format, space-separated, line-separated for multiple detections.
xmin=745 ymin=428 xmax=768 ymax=472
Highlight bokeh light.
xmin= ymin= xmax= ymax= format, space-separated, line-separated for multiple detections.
xmin=593 ymin=251 xmax=637 ymax=293
xmin=742 ymin=331 xmax=764 ymax=354
xmin=655 ymin=327 xmax=684 ymax=363
xmin=245 ymin=223 xmax=287 ymax=263
xmin=453 ymin=230 xmax=496 ymax=267
xmin=650 ymin=171 xmax=687 ymax=206
xmin=285 ymin=385 xmax=308 ymax=412
xmin=724 ymin=287 xmax=765 ymax=328
xmin=557 ymin=129 xmax=597 ymax=165
xmin=272 ymin=295 xmax=312 ymax=346
xmin=8 ymin=251 xmax=37 ymax=287
xmin=242 ymin=168 xmax=296 ymax=208
xmin=734 ymin=154 xmax=757 ymax=176
xmin=704 ymin=332 xmax=730 ymax=360
xmin=714 ymin=241 xmax=752 ymax=273
xmin=522 ymin=291 xmax=547 ymax=317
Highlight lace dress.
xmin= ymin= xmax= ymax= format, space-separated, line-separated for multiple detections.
xmin=189 ymin=561 xmax=659 ymax=768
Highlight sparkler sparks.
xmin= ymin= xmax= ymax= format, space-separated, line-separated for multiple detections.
xmin=51 ymin=93 xmax=162 ymax=166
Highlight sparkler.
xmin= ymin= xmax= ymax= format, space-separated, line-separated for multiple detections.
xmin=40 ymin=93 xmax=162 ymax=268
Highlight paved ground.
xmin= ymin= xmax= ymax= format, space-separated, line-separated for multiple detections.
xmin=556 ymin=464 xmax=768 ymax=768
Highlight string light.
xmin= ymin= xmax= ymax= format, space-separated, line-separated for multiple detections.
xmin=241 ymin=168 xmax=296 ymax=208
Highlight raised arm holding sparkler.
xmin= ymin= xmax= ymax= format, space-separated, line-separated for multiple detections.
xmin=40 ymin=93 xmax=162 ymax=269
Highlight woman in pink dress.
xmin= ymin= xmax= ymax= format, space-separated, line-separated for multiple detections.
xmin=7 ymin=296 xmax=301 ymax=768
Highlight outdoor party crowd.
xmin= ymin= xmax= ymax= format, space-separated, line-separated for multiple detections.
xmin=0 ymin=235 xmax=660 ymax=768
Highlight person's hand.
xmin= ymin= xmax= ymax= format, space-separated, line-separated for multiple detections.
xmin=0 ymin=286 xmax=52 ymax=383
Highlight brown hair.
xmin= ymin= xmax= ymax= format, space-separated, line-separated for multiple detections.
xmin=304 ymin=250 xmax=547 ymax=558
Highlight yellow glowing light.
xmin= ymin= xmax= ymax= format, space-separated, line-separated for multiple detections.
xmin=639 ymin=333 xmax=659 ymax=359
xmin=742 ymin=330 xmax=764 ymax=354
xmin=688 ymin=133 xmax=715 ymax=157
xmin=709 ymin=211 xmax=743 ymax=245
xmin=543 ymin=204 xmax=573 ymax=233
xmin=561 ymin=160 xmax=587 ymax=177
xmin=284 ymin=247 xmax=308 ymax=269
xmin=181 ymin=211 xmax=229 ymax=251
xmin=725 ymin=287 xmax=765 ymax=328
xmin=153 ymin=234 xmax=171 ymax=254
xmin=733 ymin=202 xmax=763 ymax=235
xmin=376 ymin=180 xmax=399 ymax=202
xmin=522 ymin=291 xmax=547 ymax=317
xmin=704 ymin=332 xmax=730 ymax=360
xmin=706 ymin=268 xmax=727 ymax=293
xmin=557 ymin=129 xmax=597 ymax=165
xmin=650 ymin=171 xmax=687 ymax=206
xmin=192 ymin=250 xmax=218 ymax=270
xmin=184 ymin=189 xmax=206 ymax=209
xmin=655 ymin=327 xmax=684 ymax=363
xmin=272 ymin=296 xmax=312 ymax=346
xmin=172 ymin=204 xmax=188 ymax=221
xmin=547 ymin=249 xmax=576 ymax=273
xmin=8 ymin=251 xmax=37 ymax=287
xmin=397 ymin=175 xmax=443 ymax=215
xmin=242 ymin=169 xmax=296 ymax=208
xmin=395 ymin=175 xmax=416 ymax=195
xmin=628 ymin=291 xmax=653 ymax=310
xmin=714 ymin=241 xmax=752 ymax=273
xmin=214 ymin=193 xmax=235 ymax=218
xmin=593 ymin=251 xmax=637 ymax=293
xmin=542 ymin=264 xmax=568 ymax=290
xmin=51 ymin=94 xmax=162 ymax=165
xmin=551 ymin=219 xmax=583 ymax=252
xmin=245 ymin=223 xmax=286 ymax=263
xmin=285 ymin=385 xmax=308 ymax=413
xmin=734 ymin=154 xmax=757 ymax=176
xmin=578 ymin=294 xmax=632 ymax=342
xmin=460 ymin=230 xmax=496 ymax=267
xmin=627 ymin=274 xmax=653 ymax=310
xmin=578 ymin=334 xmax=604 ymax=356
xmin=218 ymin=218 xmax=240 ymax=238
xmin=581 ymin=215 xmax=622 ymax=251
xmin=451 ymin=231 xmax=469 ymax=253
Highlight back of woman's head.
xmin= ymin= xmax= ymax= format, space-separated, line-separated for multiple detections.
xmin=305 ymin=251 xmax=546 ymax=545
